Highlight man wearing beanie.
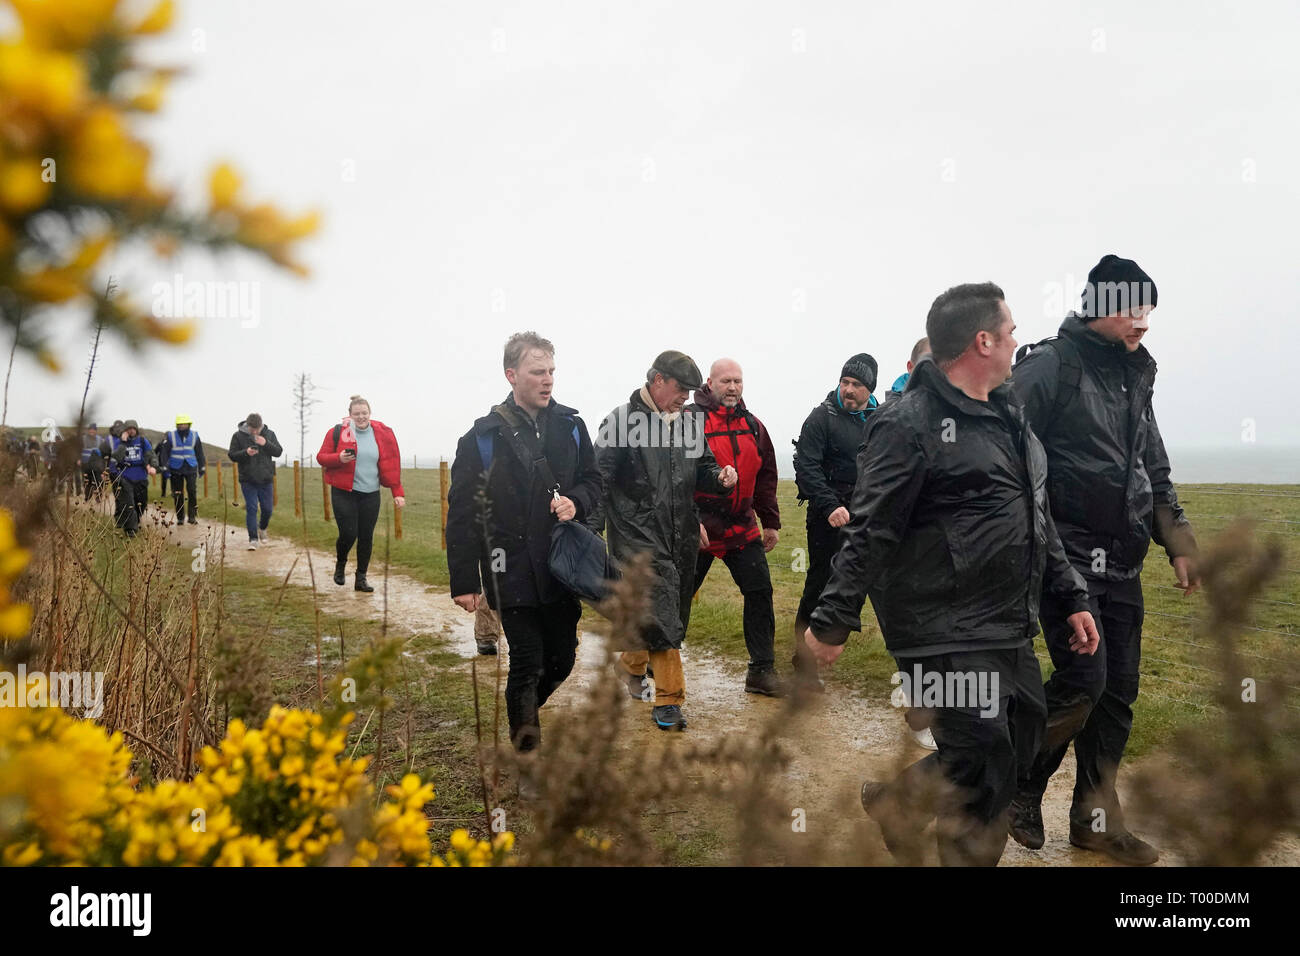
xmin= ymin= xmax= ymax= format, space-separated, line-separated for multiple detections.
xmin=110 ymin=419 xmax=159 ymax=537
xmin=595 ymin=350 xmax=737 ymax=731
xmin=790 ymin=352 xmax=877 ymax=691
xmin=1009 ymin=254 xmax=1200 ymax=865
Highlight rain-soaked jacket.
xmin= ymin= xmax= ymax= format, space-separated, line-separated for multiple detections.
xmin=808 ymin=358 xmax=1090 ymax=657
xmin=793 ymin=388 xmax=870 ymax=515
xmin=595 ymin=387 xmax=727 ymax=650
xmin=1012 ymin=314 xmax=1197 ymax=582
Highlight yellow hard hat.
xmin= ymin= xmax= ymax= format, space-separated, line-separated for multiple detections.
xmin=175 ymin=414 xmax=193 ymax=425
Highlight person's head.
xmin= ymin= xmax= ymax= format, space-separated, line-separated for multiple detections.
xmin=502 ymin=331 xmax=556 ymax=414
xmin=837 ymin=353 xmax=877 ymax=411
xmin=110 ymin=419 xmax=123 ymax=438
xmin=705 ymin=358 xmax=743 ymax=407
xmin=646 ymin=350 xmax=703 ymax=415
xmin=906 ymin=336 xmax=930 ymax=373
xmin=122 ymin=419 xmax=139 ymax=439
xmin=348 ymin=396 xmax=370 ymax=430
xmin=86 ymin=423 xmax=98 ymax=435
xmin=175 ymin=414 xmax=192 ymax=434
xmin=1080 ymin=254 xmax=1158 ymax=352
xmin=245 ymin=412 xmax=263 ymax=436
xmin=926 ymin=282 xmax=1017 ymax=386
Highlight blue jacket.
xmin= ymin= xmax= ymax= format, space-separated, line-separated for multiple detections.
xmin=110 ymin=435 xmax=159 ymax=482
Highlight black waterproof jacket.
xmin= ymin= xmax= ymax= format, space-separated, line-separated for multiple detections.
xmin=227 ymin=422 xmax=282 ymax=484
xmin=447 ymin=395 xmax=603 ymax=611
xmin=595 ymin=388 xmax=727 ymax=650
xmin=1011 ymin=314 xmax=1196 ymax=582
xmin=809 ymin=358 xmax=1090 ymax=657
xmin=793 ymin=389 xmax=871 ymax=515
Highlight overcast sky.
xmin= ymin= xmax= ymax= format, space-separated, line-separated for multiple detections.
xmin=11 ymin=0 xmax=1300 ymax=478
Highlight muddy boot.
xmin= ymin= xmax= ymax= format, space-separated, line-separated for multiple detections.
xmin=333 ymin=559 xmax=346 ymax=586
xmin=354 ymin=572 xmax=374 ymax=593
xmin=476 ymin=639 xmax=498 ymax=656
xmin=745 ymin=665 xmax=787 ymax=697
xmin=1008 ymin=794 xmax=1045 ymax=850
xmin=861 ymin=781 xmax=925 ymax=866
xmin=1069 ymin=823 xmax=1158 ymax=865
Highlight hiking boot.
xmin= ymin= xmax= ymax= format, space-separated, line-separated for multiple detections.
xmin=476 ymin=639 xmax=498 ymax=655
xmin=1069 ymin=823 xmax=1159 ymax=866
xmin=620 ymin=668 xmax=651 ymax=701
xmin=187 ymin=517 xmax=198 ymax=525
xmin=354 ymin=573 xmax=374 ymax=593
xmin=745 ymin=665 xmax=787 ymax=698
xmin=1008 ymin=795 xmax=1045 ymax=850
xmin=246 ymin=539 xmax=258 ymax=551
xmin=652 ymin=705 xmax=687 ymax=731
xmin=258 ymin=529 xmax=270 ymax=543
xmin=333 ymin=560 xmax=346 ymax=586
xmin=860 ymin=781 xmax=924 ymax=866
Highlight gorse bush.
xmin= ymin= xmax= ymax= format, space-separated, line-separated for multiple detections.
xmin=0 ymin=698 xmax=459 ymax=866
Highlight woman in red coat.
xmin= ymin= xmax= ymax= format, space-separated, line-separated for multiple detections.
xmin=316 ymin=395 xmax=406 ymax=592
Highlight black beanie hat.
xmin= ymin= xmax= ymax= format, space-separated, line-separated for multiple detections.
xmin=840 ymin=353 xmax=878 ymax=391
xmin=1081 ymin=254 xmax=1158 ymax=319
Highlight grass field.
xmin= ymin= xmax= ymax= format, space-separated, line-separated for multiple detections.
xmin=181 ymin=467 xmax=1300 ymax=756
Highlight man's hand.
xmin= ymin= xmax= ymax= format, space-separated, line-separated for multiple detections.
xmin=828 ymin=506 xmax=850 ymax=528
xmin=1172 ymin=555 xmax=1201 ymax=596
xmin=804 ymin=627 xmax=845 ymax=666
xmin=146 ymin=465 xmax=157 ymax=476
xmin=254 ymin=434 xmax=267 ymax=446
xmin=699 ymin=523 xmax=709 ymax=549
xmin=246 ymin=446 xmax=259 ymax=456
xmin=393 ymin=495 xmax=406 ymax=509
xmin=550 ymin=495 xmax=576 ymax=521
xmin=718 ymin=465 xmax=737 ymax=488
xmin=1066 ymin=611 xmax=1100 ymax=655
xmin=453 ymin=593 xmax=480 ymax=613
xmin=761 ymin=528 xmax=779 ymax=552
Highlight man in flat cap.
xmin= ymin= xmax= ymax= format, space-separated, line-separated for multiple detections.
xmin=595 ymin=350 xmax=737 ymax=731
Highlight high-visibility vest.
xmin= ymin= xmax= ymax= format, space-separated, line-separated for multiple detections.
xmin=167 ymin=429 xmax=198 ymax=469
xmin=107 ymin=435 xmax=121 ymax=474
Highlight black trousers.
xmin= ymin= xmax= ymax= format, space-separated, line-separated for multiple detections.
xmin=884 ymin=643 xmax=1047 ymax=866
xmin=331 ymin=487 xmax=381 ymax=573
xmin=1019 ymin=575 xmax=1144 ymax=830
xmin=115 ymin=478 xmax=149 ymax=536
xmin=169 ymin=471 xmax=199 ymax=521
xmin=693 ymin=538 xmax=776 ymax=668
xmin=796 ymin=507 xmax=846 ymax=623
xmin=500 ymin=598 xmax=582 ymax=752
xmin=82 ymin=467 xmax=106 ymax=501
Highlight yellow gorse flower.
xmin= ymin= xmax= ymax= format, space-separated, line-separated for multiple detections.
xmin=0 ymin=508 xmax=33 ymax=641
xmin=0 ymin=702 xmax=500 ymax=867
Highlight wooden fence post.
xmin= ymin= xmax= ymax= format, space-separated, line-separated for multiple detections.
xmin=322 ymin=468 xmax=331 ymax=521
xmin=439 ymin=459 xmax=450 ymax=549
xmin=293 ymin=460 xmax=301 ymax=516
xmin=232 ymin=462 xmax=240 ymax=506
xmin=216 ymin=460 xmax=224 ymax=500
xmin=203 ymin=468 xmax=208 ymax=499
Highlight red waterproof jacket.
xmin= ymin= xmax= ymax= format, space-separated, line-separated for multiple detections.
xmin=317 ymin=418 xmax=405 ymax=497
xmin=688 ymin=390 xmax=780 ymax=557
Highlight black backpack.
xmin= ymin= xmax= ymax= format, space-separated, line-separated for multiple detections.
xmin=1014 ymin=336 xmax=1082 ymax=435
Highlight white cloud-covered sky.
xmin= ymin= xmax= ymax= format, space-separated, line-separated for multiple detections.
xmin=10 ymin=0 xmax=1300 ymax=478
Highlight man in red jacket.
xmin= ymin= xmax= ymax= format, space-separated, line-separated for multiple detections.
xmin=688 ymin=358 xmax=786 ymax=697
